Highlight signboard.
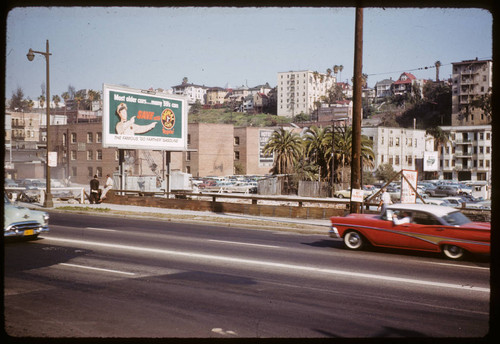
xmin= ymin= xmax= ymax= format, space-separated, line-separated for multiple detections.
xmin=423 ymin=151 xmax=438 ymax=171
xmin=401 ymin=169 xmax=418 ymax=204
xmin=48 ymin=151 xmax=58 ymax=167
xmin=351 ymin=188 xmax=364 ymax=203
xmin=259 ymin=129 xmax=274 ymax=167
xmin=102 ymin=84 xmax=188 ymax=151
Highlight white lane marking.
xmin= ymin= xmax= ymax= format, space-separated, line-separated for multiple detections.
xmin=426 ymin=261 xmax=489 ymax=271
xmin=209 ymin=239 xmax=280 ymax=249
xmin=46 ymin=237 xmax=490 ymax=293
xmin=85 ymin=227 xmax=117 ymax=232
xmin=59 ymin=263 xmax=136 ymax=276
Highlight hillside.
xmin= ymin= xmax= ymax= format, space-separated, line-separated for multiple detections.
xmin=189 ymin=108 xmax=292 ymax=127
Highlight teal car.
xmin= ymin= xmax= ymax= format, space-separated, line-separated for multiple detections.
xmin=4 ymin=194 xmax=49 ymax=239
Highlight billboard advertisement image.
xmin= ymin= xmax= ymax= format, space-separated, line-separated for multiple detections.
xmin=102 ymin=84 xmax=188 ymax=151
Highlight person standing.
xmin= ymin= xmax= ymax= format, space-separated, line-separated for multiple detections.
xmin=378 ymin=188 xmax=392 ymax=213
xmin=89 ymin=175 xmax=100 ymax=204
xmin=101 ymin=174 xmax=113 ymax=201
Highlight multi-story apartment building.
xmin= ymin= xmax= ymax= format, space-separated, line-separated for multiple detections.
xmin=438 ymin=125 xmax=492 ymax=182
xmin=171 ymin=82 xmax=208 ymax=105
xmin=451 ymin=58 xmax=492 ymax=126
xmin=361 ymin=126 xmax=435 ymax=175
xmin=233 ymin=127 xmax=275 ymax=175
xmin=277 ymin=70 xmax=336 ymax=117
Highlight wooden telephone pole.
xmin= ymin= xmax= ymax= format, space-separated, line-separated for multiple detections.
xmin=350 ymin=7 xmax=363 ymax=213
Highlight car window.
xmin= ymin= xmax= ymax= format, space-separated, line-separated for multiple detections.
xmin=443 ymin=211 xmax=472 ymax=226
xmin=412 ymin=211 xmax=441 ymax=225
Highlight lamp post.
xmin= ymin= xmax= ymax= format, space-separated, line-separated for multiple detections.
xmin=27 ymin=40 xmax=53 ymax=207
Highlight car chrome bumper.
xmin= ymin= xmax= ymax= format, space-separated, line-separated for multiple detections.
xmin=329 ymin=226 xmax=341 ymax=239
xmin=4 ymin=225 xmax=49 ymax=237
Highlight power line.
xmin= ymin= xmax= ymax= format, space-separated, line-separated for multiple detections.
xmin=366 ymin=57 xmax=492 ymax=77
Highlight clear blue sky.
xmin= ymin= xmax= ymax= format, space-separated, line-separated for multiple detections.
xmin=6 ymin=7 xmax=492 ymax=101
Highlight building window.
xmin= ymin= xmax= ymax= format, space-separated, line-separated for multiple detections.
xmin=186 ymin=151 xmax=191 ymax=161
xmin=87 ymin=150 xmax=93 ymax=160
xmin=97 ymin=150 xmax=103 ymax=160
xmin=71 ymin=133 xmax=77 ymax=143
xmin=87 ymin=132 xmax=93 ymax=143
xmin=88 ymin=167 xmax=93 ymax=177
xmin=62 ymin=133 xmax=67 ymax=146
xmin=96 ymin=132 xmax=102 ymax=143
xmin=187 ymin=134 xmax=191 ymax=145
xmin=71 ymin=150 xmax=77 ymax=160
xmin=96 ymin=167 xmax=102 ymax=177
xmin=71 ymin=167 xmax=77 ymax=177
xmin=234 ymin=136 xmax=240 ymax=145
xmin=234 ymin=151 xmax=240 ymax=160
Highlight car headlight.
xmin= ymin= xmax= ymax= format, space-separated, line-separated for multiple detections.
xmin=43 ymin=213 xmax=49 ymax=225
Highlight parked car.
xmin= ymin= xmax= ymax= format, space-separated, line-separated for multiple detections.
xmin=334 ymin=188 xmax=372 ymax=199
xmin=4 ymin=194 xmax=49 ymax=239
xmin=329 ymin=203 xmax=490 ymax=259
xmin=425 ymin=185 xmax=459 ymax=197
xmin=465 ymin=200 xmax=491 ymax=210
xmin=442 ymin=197 xmax=466 ymax=207
xmin=423 ymin=198 xmax=454 ymax=207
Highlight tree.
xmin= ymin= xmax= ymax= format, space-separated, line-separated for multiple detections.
xmin=375 ymin=163 xmax=397 ymax=182
xmin=52 ymin=94 xmax=61 ymax=108
xmin=10 ymin=87 xmax=25 ymax=111
xmin=303 ymin=126 xmax=330 ymax=181
xmin=263 ymin=128 xmax=303 ymax=175
xmin=435 ymin=60 xmax=442 ymax=82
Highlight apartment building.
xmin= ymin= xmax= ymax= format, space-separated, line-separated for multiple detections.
xmin=233 ymin=127 xmax=275 ymax=175
xmin=277 ymin=70 xmax=336 ymax=117
xmin=206 ymin=87 xmax=228 ymax=106
xmin=438 ymin=125 xmax=492 ymax=182
xmin=171 ymin=82 xmax=208 ymax=104
xmin=451 ymin=58 xmax=492 ymax=126
xmin=361 ymin=126 xmax=435 ymax=174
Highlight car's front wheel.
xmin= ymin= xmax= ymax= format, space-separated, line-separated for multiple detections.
xmin=343 ymin=231 xmax=364 ymax=250
xmin=442 ymin=244 xmax=465 ymax=259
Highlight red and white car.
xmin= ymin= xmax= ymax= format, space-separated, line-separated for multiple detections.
xmin=329 ymin=203 xmax=490 ymax=259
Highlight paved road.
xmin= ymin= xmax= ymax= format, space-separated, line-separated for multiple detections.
xmin=4 ymin=212 xmax=490 ymax=338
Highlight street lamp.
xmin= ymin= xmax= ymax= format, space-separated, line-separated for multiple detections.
xmin=27 ymin=40 xmax=53 ymax=207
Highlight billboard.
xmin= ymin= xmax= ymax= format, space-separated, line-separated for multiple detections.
xmin=259 ymin=129 xmax=274 ymax=167
xmin=423 ymin=151 xmax=439 ymax=171
xmin=102 ymin=84 xmax=188 ymax=151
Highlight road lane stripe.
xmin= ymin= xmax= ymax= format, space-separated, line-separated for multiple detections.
xmin=209 ymin=239 xmax=280 ymax=249
xmin=46 ymin=237 xmax=489 ymax=293
xmin=85 ymin=227 xmax=117 ymax=232
xmin=59 ymin=263 xmax=136 ymax=276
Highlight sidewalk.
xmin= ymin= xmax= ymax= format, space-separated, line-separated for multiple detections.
xmin=39 ymin=201 xmax=332 ymax=235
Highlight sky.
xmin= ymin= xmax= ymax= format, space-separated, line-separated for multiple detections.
xmin=5 ymin=6 xmax=493 ymax=101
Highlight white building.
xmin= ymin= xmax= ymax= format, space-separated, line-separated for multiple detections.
xmin=171 ymin=82 xmax=208 ymax=105
xmin=277 ymin=70 xmax=336 ymax=117
xmin=362 ymin=126 xmax=435 ymax=173
xmin=438 ymin=125 xmax=492 ymax=182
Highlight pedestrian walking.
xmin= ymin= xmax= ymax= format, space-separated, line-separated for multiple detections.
xmin=89 ymin=175 xmax=100 ymax=204
xmin=378 ymin=188 xmax=392 ymax=213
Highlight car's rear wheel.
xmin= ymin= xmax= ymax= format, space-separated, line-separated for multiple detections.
xmin=343 ymin=231 xmax=364 ymax=250
xmin=442 ymin=244 xmax=465 ymax=259
xmin=337 ymin=194 xmax=344 ymax=199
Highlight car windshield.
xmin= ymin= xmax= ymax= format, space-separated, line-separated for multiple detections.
xmin=442 ymin=211 xmax=472 ymax=226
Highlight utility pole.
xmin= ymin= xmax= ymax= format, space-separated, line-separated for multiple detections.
xmin=350 ymin=7 xmax=363 ymax=213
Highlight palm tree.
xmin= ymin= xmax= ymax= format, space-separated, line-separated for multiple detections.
xmin=303 ymin=126 xmax=330 ymax=181
xmin=338 ymin=65 xmax=344 ymax=83
xmin=38 ymin=95 xmax=45 ymax=109
xmin=263 ymin=128 xmax=303 ymax=175
xmin=426 ymin=126 xmax=449 ymax=178
xmin=326 ymin=126 xmax=375 ymax=185
xmin=52 ymin=94 xmax=61 ymax=108
xmin=435 ymin=60 xmax=442 ymax=82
